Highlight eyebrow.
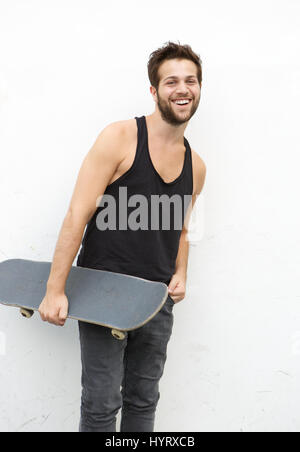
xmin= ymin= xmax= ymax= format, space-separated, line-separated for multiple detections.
xmin=163 ymin=75 xmax=197 ymax=81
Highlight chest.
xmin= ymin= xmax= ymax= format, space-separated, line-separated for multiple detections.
xmin=147 ymin=145 xmax=186 ymax=184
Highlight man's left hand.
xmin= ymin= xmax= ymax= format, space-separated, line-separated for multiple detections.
xmin=168 ymin=273 xmax=186 ymax=304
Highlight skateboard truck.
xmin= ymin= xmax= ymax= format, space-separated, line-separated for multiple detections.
xmin=20 ymin=308 xmax=34 ymax=319
xmin=111 ymin=329 xmax=126 ymax=340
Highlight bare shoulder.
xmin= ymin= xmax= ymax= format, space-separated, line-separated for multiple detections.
xmin=98 ymin=118 xmax=136 ymax=147
xmin=91 ymin=119 xmax=136 ymax=161
xmin=103 ymin=118 xmax=136 ymax=136
xmin=97 ymin=119 xmax=128 ymax=140
xmin=191 ymin=149 xmax=207 ymax=195
xmin=117 ymin=118 xmax=138 ymax=142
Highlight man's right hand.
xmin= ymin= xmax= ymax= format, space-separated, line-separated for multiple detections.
xmin=38 ymin=291 xmax=69 ymax=326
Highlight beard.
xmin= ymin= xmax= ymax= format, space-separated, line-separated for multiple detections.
xmin=156 ymin=91 xmax=200 ymax=127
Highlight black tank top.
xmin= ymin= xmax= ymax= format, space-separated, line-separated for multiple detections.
xmin=76 ymin=115 xmax=193 ymax=285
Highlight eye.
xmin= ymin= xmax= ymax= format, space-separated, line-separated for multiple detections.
xmin=167 ymin=80 xmax=196 ymax=85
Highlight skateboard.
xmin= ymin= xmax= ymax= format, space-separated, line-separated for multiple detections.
xmin=0 ymin=259 xmax=168 ymax=340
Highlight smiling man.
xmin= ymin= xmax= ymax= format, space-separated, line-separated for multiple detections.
xmin=155 ymin=60 xmax=201 ymax=126
xmin=38 ymin=41 xmax=206 ymax=432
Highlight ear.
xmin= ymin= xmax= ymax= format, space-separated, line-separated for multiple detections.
xmin=150 ymin=86 xmax=157 ymax=101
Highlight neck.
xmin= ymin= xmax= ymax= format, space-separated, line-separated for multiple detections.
xmin=146 ymin=111 xmax=189 ymax=147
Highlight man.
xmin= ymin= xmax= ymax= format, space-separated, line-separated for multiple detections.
xmin=38 ymin=41 xmax=206 ymax=432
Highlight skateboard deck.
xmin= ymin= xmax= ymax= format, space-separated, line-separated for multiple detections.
xmin=0 ymin=259 xmax=168 ymax=340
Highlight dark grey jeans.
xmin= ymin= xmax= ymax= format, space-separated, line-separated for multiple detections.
xmin=78 ymin=295 xmax=175 ymax=432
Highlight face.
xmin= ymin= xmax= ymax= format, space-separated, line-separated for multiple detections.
xmin=151 ymin=58 xmax=201 ymax=126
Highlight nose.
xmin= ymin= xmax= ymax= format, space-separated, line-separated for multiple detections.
xmin=175 ymin=81 xmax=190 ymax=96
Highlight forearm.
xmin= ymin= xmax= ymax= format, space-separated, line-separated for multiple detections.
xmin=46 ymin=211 xmax=87 ymax=294
xmin=174 ymin=231 xmax=190 ymax=279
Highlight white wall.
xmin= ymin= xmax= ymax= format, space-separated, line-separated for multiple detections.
xmin=0 ymin=0 xmax=299 ymax=432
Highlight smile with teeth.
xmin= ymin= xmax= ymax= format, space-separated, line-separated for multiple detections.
xmin=172 ymin=99 xmax=192 ymax=107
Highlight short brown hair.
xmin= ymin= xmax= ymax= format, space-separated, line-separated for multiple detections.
xmin=147 ymin=40 xmax=202 ymax=90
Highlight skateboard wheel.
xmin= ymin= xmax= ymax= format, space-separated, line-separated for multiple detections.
xmin=20 ymin=308 xmax=34 ymax=319
xmin=111 ymin=329 xmax=125 ymax=340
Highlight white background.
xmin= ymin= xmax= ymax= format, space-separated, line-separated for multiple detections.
xmin=0 ymin=0 xmax=299 ymax=432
